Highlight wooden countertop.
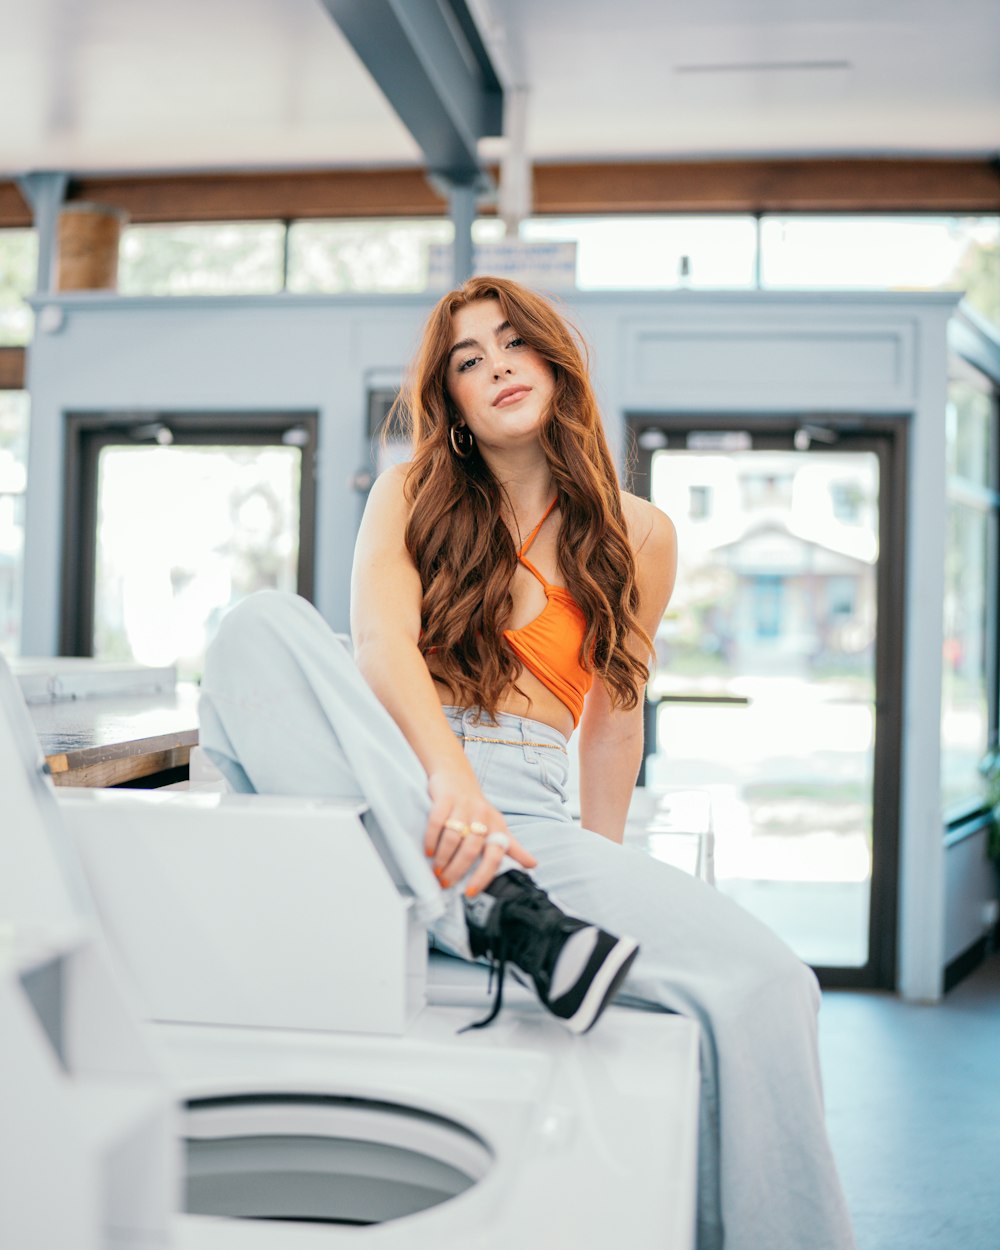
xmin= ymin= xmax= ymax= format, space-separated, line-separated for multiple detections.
xmin=30 ymin=684 xmax=201 ymax=787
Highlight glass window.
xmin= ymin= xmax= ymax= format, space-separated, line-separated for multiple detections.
xmin=741 ymin=470 xmax=794 ymax=508
xmin=103 ymin=211 xmax=998 ymax=320
xmin=0 ymin=229 xmax=38 ymax=345
xmin=648 ymin=445 xmax=880 ymax=968
xmin=946 ymin=376 xmax=993 ymax=485
xmin=689 ymin=484 xmax=711 ymax=520
xmin=941 ymin=362 xmax=999 ymax=817
xmin=92 ymin=442 xmax=303 ymax=681
xmin=830 ymin=480 xmax=865 ymax=523
xmin=0 ymin=390 xmax=30 ymax=656
xmin=517 ymin=215 xmax=758 ymax=290
xmin=828 ymin=576 xmax=857 ymax=620
xmin=760 ymin=215 xmax=1000 ymax=329
xmin=287 ymin=218 xmax=453 ymax=293
xmin=118 ymin=222 xmax=286 ymax=296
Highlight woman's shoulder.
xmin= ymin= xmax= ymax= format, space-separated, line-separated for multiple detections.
xmin=358 ymin=463 xmax=419 ymax=543
xmin=367 ymin=461 xmax=416 ymax=511
xmin=620 ymin=491 xmax=677 ymax=560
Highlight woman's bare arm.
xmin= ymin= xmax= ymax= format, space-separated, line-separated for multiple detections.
xmin=577 ymin=498 xmax=677 ymax=842
xmin=350 ymin=465 xmax=536 ymax=893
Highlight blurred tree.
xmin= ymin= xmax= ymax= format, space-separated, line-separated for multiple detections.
xmin=287 ymin=218 xmax=451 ymax=292
xmin=118 ymin=223 xmax=286 ymax=295
xmin=948 ymin=234 xmax=999 ymax=326
xmin=0 ymin=229 xmax=37 ymax=345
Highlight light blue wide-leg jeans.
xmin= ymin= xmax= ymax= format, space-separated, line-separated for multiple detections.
xmin=199 ymin=591 xmax=855 ymax=1250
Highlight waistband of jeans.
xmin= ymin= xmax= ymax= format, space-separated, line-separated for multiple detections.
xmin=440 ymin=705 xmax=569 ymax=752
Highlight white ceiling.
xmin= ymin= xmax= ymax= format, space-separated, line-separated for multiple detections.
xmin=1 ymin=0 xmax=998 ymax=177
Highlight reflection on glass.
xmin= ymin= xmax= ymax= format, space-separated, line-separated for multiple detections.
xmin=941 ymin=368 xmax=996 ymax=816
xmin=0 ymin=390 xmax=29 ymax=657
xmin=94 ymin=445 xmax=301 ymax=680
xmin=946 ymin=377 xmax=993 ymax=485
xmin=941 ymin=504 xmax=990 ymax=814
xmin=649 ymin=448 xmax=880 ymax=967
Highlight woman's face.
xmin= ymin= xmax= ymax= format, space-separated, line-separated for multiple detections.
xmin=444 ymin=299 xmax=555 ymax=453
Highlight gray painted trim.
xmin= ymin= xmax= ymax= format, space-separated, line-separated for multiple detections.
xmin=28 ymin=289 xmax=964 ymax=314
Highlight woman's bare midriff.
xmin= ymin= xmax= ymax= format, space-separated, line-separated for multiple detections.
xmin=434 ymin=666 xmax=576 ymax=740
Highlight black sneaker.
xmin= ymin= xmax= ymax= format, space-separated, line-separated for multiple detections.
xmin=461 ymin=870 xmax=639 ymax=1034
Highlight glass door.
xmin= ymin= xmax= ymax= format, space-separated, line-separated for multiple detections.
xmin=62 ymin=412 xmax=318 ymax=681
xmin=631 ymin=421 xmax=903 ymax=987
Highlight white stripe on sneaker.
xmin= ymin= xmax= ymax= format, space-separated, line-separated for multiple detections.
xmin=563 ymin=937 xmax=639 ymax=1034
xmin=549 ymin=926 xmax=600 ymax=1001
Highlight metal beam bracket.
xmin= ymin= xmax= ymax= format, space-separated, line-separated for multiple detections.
xmin=319 ymin=0 xmax=503 ymax=188
xmin=16 ymin=171 xmax=69 ymax=294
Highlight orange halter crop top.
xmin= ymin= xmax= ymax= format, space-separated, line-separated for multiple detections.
xmin=503 ymin=500 xmax=594 ymax=727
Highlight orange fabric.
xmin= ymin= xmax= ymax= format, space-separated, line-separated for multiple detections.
xmin=503 ymin=500 xmax=594 ymax=727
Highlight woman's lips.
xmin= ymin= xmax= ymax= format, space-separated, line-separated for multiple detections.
xmin=493 ymin=386 xmax=531 ymax=407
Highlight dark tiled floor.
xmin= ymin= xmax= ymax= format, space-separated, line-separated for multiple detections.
xmin=819 ymin=952 xmax=1000 ymax=1250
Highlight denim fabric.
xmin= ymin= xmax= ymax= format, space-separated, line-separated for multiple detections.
xmin=199 ymin=591 xmax=855 ymax=1250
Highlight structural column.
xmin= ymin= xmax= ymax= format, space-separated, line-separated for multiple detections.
xmin=448 ymin=181 xmax=477 ymax=286
xmin=16 ymin=172 xmax=69 ymax=293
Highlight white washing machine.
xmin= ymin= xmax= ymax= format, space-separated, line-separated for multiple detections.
xmin=0 ymin=658 xmax=699 ymax=1250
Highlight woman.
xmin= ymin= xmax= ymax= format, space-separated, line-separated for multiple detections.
xmin=199 ymin=276 xmax=855 ymax=1250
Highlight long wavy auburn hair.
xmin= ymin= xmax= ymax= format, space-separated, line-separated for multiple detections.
xmin=392 ymin=274 xmax=652 ymax=719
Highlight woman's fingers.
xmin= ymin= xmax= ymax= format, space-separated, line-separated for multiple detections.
xmin=439 ymin=831 xmax=487 ymax=887
xmin=462 ymin=843 xmax=508 ymax=897
xmin=451 ymin=828 xmax=538 ymax=895
xmin=434 ymin=815 xmax=491 ymax=882
xmin=424 ymin=798 xmax=471 ymax=860
xmin=505 ymin=834 xmax=537 ymax=871
xmin=424 ymin=770 xmax=537 ymax=892
xmin=461 ymin=828 xmax=535 ymax=896
xmin=426 ymin=808 xmax=478 ymax=877
xmin=424 ymin=796 xmax=449 ymax=857
xmin=428 ymin=819 xmax=537 ymax=889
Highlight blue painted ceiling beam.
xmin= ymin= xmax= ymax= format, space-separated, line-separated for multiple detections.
xmin=318 ymin=0 xmax=503 ymax=189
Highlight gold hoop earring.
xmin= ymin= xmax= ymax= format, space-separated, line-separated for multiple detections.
xmin=449 ymin=422 xmax=474 ymax=459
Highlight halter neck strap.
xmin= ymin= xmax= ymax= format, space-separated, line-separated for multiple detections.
xmin=518 ymin=498 xmax=558 ymax=557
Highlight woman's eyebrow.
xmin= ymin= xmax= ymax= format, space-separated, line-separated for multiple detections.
xmin=447 ymin=321 xmax=514 ymax=363
xmin=447 ymin=336 xmax=478 ymax=362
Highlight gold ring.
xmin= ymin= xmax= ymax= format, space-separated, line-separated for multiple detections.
xmin=469 ymin=821 xmax=488 ymax=836
xmin=444 ymin=818 xmax=471 ymax=837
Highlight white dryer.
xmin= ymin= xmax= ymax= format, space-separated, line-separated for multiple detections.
xmin=0 ymin=657 xmax=699 ymax=1250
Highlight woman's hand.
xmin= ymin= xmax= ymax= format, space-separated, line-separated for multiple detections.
xmin=425 ymin=767 xmax=537 ymax=897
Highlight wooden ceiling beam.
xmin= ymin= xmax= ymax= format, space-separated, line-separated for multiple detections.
xmin=1 ymin=159 xmax=998 ymax=229
xmin=71 ymin=168 xmax=446 ymax=224
xmin=0 ymin=181 xmax=31 ymax=228
xmin=533 ymin=159 xmax=1000 ymax=215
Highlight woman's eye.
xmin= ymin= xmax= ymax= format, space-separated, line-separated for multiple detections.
xmin=457 ymin=354 xmax=480 ymax=373
xmin=507 ymin=337 xmax=525 ymax=349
